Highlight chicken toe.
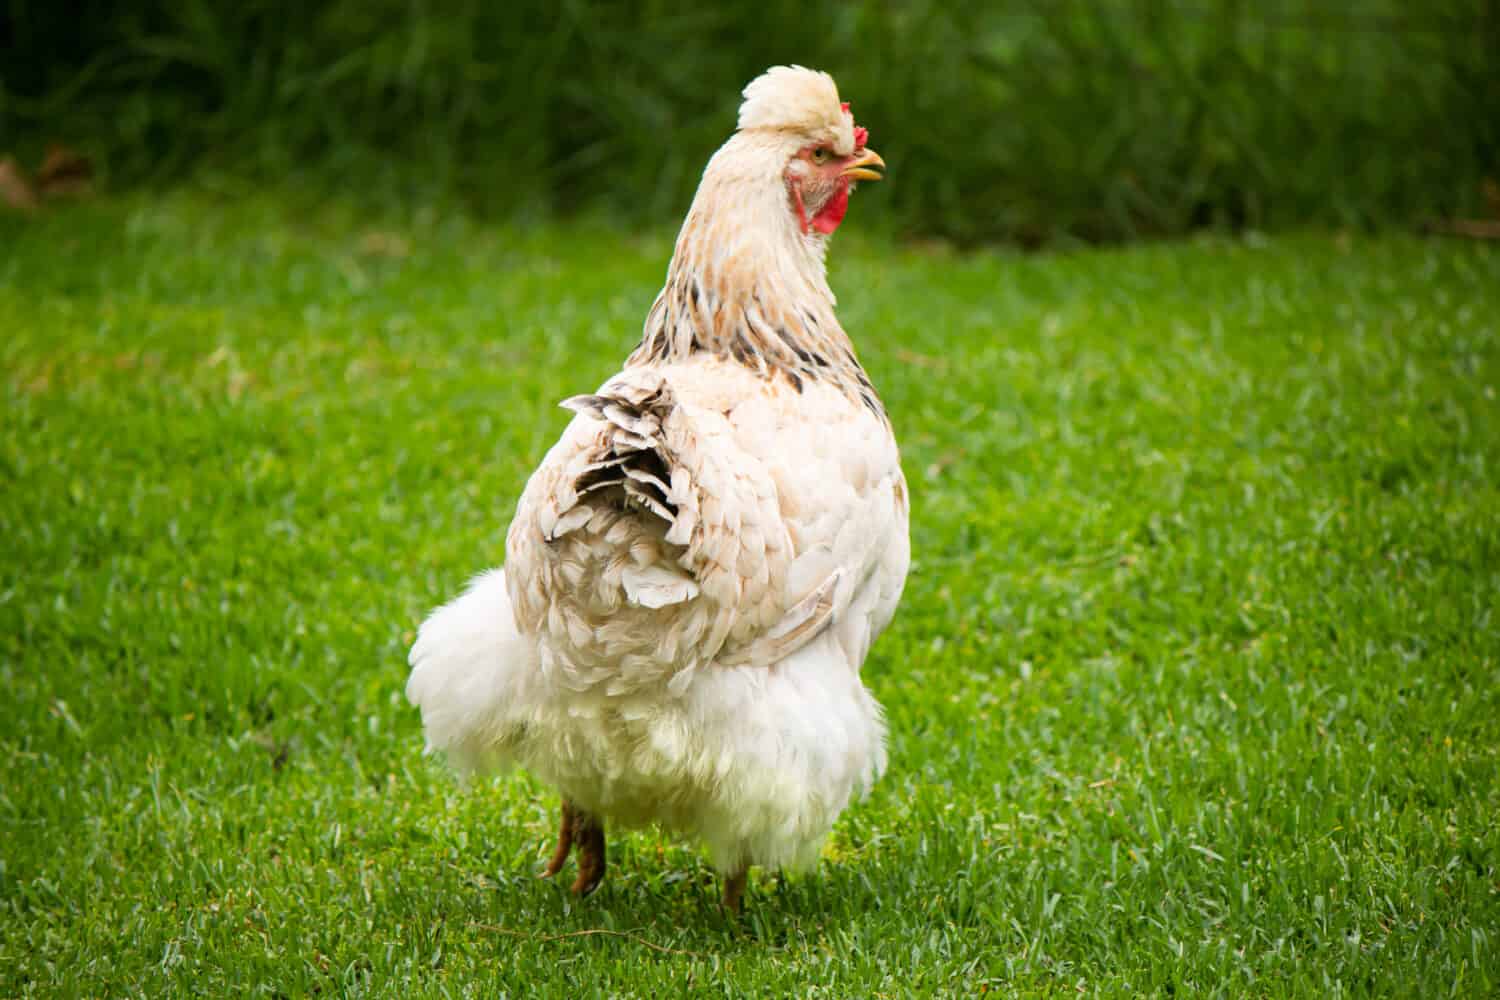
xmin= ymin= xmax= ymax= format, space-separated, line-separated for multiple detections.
xmin=539 ymin=799 xmax=606 ymax=895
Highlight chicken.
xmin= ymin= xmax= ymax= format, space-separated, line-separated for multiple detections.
xmin=405 ymin=66 xmax=909 ymax=910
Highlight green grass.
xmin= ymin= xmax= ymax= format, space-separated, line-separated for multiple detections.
xmin=2 ymin=193 xmax=1499 ymax=996
xmin=5 ymin=1 xmax=1497 ymax=243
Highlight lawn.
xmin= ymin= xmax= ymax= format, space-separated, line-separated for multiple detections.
xmin=2 ymin=194 xmax=1498 ymax=997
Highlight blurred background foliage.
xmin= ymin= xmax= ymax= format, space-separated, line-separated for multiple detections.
xmin=2 ymin=0 xmax=1496 ymax=244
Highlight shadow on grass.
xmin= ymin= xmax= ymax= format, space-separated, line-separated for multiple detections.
xmin=438 ymin=842 xmax=911 ymax=956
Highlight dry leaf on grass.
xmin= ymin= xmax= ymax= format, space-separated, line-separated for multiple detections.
xmin=0 ymin=157 xmax=39 ymax=212
xmin=1422 ymin=180 xmax=1500 ymax=240
xmin=0 ymin=144 xmax=95 ymax=212
xmin=37 ymin=144 xmax=94 ymax=198
xmin=1423 ymin=218 xmax=1500 ymax=240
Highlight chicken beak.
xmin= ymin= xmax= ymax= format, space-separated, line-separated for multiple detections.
xmin=840 ymin=148 xmax=886 ymax=183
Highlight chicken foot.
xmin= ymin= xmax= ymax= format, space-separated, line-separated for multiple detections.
xmin=539 ymin=799 xmax=606 ymax=896
xmin=721 ymin=866 xmax=749 ymax=913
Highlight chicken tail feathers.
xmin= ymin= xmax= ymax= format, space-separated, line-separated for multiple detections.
xmin=406 ymin=568 xmax=536 ymax=777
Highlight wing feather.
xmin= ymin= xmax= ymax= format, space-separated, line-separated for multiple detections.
xmin=505 ymin=356 xmax=907 ymax=693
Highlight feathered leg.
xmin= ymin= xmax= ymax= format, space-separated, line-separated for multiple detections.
xmin=539 ymin=799 xmax=607 ymax=897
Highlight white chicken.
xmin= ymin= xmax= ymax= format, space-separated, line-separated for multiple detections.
xmin=406 ymin=66 xmax=909 ymax=910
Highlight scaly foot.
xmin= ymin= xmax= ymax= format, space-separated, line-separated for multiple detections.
xmin=539 ymin=800 xmax=577 ymax=880
xmin=538 ymin=799 xmax=607 ymax=897
xmin=571 ymin=810 xmax=606 ymax=897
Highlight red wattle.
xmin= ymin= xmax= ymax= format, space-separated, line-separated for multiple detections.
xmin=811 ymin=182 xmax=850 ymax=235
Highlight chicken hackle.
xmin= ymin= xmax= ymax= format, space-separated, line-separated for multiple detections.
xmin=406 ymin=66 xmax=909 ymax=910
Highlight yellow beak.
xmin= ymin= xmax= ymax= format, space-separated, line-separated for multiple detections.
xmin=840 ymin=148 xmax=886 ymax=182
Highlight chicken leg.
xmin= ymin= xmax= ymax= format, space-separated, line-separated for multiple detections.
xmin=721 ymin=866 xmax=749 ymax=913
xmin=539 ymin=799 xmax=606 ymax=896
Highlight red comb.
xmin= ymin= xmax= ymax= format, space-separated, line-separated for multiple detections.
xmin=842 ymin=102 xmax=869 ymax=149
xmin=854 ymin=125 xmax=869 ymax=149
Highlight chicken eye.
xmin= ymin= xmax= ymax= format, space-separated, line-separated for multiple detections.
xmin=811 ymin=147 xmax=831 ymax=164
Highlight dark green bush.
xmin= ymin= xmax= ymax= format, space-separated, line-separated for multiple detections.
xmin=3 ymin=0 xmax=1496 ymax=243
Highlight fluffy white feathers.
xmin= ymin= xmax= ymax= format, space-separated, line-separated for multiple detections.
xmin=406 ymin=66 xmax=907 ymax=887
xmin=406 ymin=569 xmax=538 ymax=778
xmin=737 ymin=65 xmax=857 ymax=155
